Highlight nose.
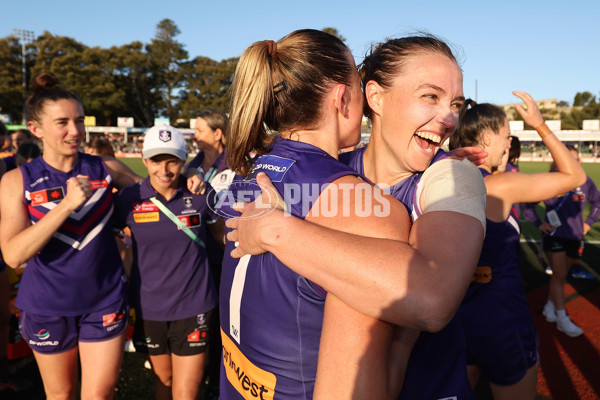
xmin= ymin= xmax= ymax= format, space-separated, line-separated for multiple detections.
xmin=159 ymin=162 xmax=172 ymax=176
xmin=438 ymin=106 xmax=458 ymax=130
xmin=68 ymin=120 xmax=82 ymax=136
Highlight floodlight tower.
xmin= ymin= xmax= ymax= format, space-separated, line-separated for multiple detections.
xmin=13 ymin=29 xmax=35 ymax=124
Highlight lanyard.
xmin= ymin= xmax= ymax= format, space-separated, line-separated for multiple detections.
xmin=149 ymin=196 xmax=206 ymax=248
xmin=204 ymin=167 xmax=218 ymax=183
xmin=554 ymin=191 xmax=571 ymax=212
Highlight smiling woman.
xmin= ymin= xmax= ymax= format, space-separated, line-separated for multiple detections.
xmin=225 ymin=33 xmax=487 ymax=400
xmin=113 ymin=125 xmax=223 ymax=400
xmin=0 ymin=71 xmax=141 ymax=399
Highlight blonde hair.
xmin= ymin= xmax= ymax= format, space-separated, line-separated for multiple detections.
xmin=198 ymin=109 xmax=229 ymax=146
xmin=227 ymin=29 xmax=353 ymax=175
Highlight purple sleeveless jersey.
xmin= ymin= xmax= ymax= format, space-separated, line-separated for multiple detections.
xmin=341 ymin=147 xmax=475 ymax=400
xmin=460 ymin=169 xmax=532 ymax=330
xmin=218 ymin=139 xmax=356 ymax=400
xmin=457 ymin=168 xmax=538 ymax=385
xmin=16 ymin=153 xmax=127 ymax=315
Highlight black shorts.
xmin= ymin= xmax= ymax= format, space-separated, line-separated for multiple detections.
xmin=542 ymin=235 xmax=584 ymax=259
xmin=143 ymin=311 xmax=212 ymax=356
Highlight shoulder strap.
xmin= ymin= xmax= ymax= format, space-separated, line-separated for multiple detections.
xmin=149 ymin=196 xmax=206 ymax=248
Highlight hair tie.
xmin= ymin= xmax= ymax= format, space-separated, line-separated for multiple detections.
xmin=265 ymin=40 xmax=277 ymax=56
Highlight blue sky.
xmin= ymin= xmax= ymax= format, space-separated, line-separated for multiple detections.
xmin=2 ymin=0 xmax=598 ymax=106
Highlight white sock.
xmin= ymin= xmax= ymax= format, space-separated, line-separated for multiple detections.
xmin=546 ymin=300 xmax=555 ymax=308
xmin=556 ymin=309 xmax=567 ymax=319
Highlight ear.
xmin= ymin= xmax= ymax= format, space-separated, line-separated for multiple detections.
xmin=482 ymin=131 xmax=494 ymax=147
xmin=214 ymin=128 xmax=223 ymax=143
xmin=365 ymin=80 xmax=383 ymax=117
xmin=333 ymin=83 xmax=350 ymax=119
xmin=28 ymin=120 xmax=43 ymax=140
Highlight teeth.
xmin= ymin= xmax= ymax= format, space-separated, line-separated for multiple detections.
xmin=416 ymin=131 xmax=441 ymax=144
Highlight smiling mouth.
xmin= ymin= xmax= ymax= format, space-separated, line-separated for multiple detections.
xmin=415 ymin=131 xmax=442 ymax=153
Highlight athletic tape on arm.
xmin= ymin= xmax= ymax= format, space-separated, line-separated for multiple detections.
xmin=416 ymin=158 xmax=487 ymax=232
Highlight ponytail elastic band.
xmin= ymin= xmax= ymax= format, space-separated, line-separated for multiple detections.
xmin=265 ymin=40 xmax=277 ymax=56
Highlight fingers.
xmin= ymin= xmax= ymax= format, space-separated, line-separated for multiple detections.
xmin=226 ymin=228 xmax=239 ymax=243
xmin=225 ymin=216 xmax=239 ymax=230
xmin=187 ymin=178 xmax=206 ymax=195
xmin=70 ymin=175 xmax=92 ymax=197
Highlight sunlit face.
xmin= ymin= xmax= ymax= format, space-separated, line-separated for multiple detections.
xmin=143 ymin=154 xmax=185 ymax=192
xmin=375 ymin=52 xmax=464 ymax=173
xmin=194 ymin=117 xmax=218 ymax=151
xmin=30 ymin=99 xmax=85 ymax=158
xmin=488 ymin=118 xmax=511 ymax=168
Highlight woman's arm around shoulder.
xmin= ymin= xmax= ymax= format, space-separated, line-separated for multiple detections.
xmin=101 ymin=155 xmax=142 ymax=189
xmin=312 ymin=174 xmax=410 ymax=399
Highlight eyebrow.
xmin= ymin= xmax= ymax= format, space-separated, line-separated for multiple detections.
xmin=53 ymin=116 xmax=85 ymax=123
xmin=416 ymin=83 xmax=465 ymax=102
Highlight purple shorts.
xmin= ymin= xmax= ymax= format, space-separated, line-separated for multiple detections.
xmin=19 ymin=298 xmax=129 ymax=354
xmin=465 ymin=321 xmax=539 ymax=386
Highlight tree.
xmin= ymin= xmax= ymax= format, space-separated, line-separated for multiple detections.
xmin=110 ymin=42 xmax=161 ymax=126
xmin=561 ymin=92 xmax=600 ymax=129
xmin=322 ymin=27 xmax=346 ymax=43
xmin=573 ymin=91 xmax=596 ymax=107
xmin=179 ymin=56 xmax=237 ymax=118
xmin=31 ymin=31 xmax=86 ymax=75
xmin=0 ymin=35 xmax=27 ymax=122
xmin=145 ymin=19 xmax=188 ymax=124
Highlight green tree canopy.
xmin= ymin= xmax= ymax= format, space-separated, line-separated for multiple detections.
xmin=146 ymin=19 xmax=189 ymax=124
xmin=322 ymin=27 xmax=346 ymax=43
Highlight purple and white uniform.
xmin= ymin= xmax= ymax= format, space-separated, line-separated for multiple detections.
xmin=114 ymin=176 xmax=218 ymax=321
xmin=523 ymin=176 xmax=600 ymax=241
xmin=458 ymin=168 xmax=539 ymax=386
xmin=218 ymin=139 xmax=356 ymax=400
xmin=16 ymin=153 xmax=127 ymax=315
xmin=341 ymin=147 xmax=475 ymax=400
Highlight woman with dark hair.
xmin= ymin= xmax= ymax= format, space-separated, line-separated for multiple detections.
xmin=15 ymin=142 xmax=42 ymax=166
xmin=85 ymin=136 xmax=115 ymax=157
xmin=450 ymin=92 xmax=585 ymax=398
xmin=0 ymin=71 xmax=202 ymax=399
